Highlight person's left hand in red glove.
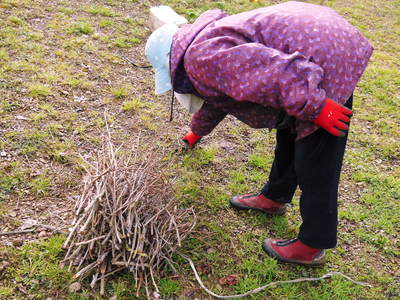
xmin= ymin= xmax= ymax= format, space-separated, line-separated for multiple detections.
xmin=312 ymin=98 xmax=353 ymax=137
xmin=182 ymin=131 xmax=202 ymax=148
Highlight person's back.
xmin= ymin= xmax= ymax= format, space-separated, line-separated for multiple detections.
xmin=185 ymin=1 xmax=372 ymax=114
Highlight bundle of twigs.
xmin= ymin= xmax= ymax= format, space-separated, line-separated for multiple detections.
xmin=62 ymin=128 xmax=195 ymax=296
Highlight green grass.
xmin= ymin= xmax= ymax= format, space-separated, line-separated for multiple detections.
xmin=86 ymin=6 xmax=117 ymax=17
xmin=67 ymin=22 xmax=94 ymax=35
xmin=112 ymin=86 xmax=129 ymax=98
xmin=113 ymin=36 xmax=141 ymax=48
xmin=7 ymin=236 xmax=73 ymax=298
xmin=0 ymin=0 xmax=398 ymax=299
xmin=30 ymin=174 xmax=52 ymax=195
xmin=121 ymin=98 xmax=144 ymax=111
xmin=0 ymin=162 xmax=27 ymax=201
xmin=182 ymin=146 xmax=217 ymax=168
xmin=0 ymin=287 xmax=14 ymax=297
xmin=0 ymin=49 xmax=9 ymax=61
xmin=248 ymin=153 xmax=273 ymax=171
xmin=27 ymin=83 xmax=52 ymax=97
xmin=8 ymin=16 xmax=25 ymax=26
xmin=158 ymin=278 xmax=182 ymax=297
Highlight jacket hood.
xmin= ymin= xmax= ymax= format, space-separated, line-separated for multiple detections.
xmin=170 ymin=9 xmax=228 ymax=94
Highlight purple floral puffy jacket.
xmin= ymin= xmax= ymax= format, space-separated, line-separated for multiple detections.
xmin=170 ymin=1 xmax=373 ymax=139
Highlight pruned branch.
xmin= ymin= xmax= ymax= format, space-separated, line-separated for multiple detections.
xmin=181 ymin=254 xmax=372 ymax=299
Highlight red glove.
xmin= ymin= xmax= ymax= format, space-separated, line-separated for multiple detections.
xmin=313 ymin=98 xmax=352 ymax=137
xmin=182 ymin=131 xmax=202 ymax=148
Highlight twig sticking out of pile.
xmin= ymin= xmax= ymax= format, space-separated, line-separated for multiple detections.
xmin=62 ymin=130 xmax=195 ymax=296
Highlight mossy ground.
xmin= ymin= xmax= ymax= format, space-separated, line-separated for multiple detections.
xmin=0 ymin=0 xmax=399 ymax=299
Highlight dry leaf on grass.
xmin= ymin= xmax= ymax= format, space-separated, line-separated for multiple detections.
xmin=219 ymin=274 xmax=240 ymax=286
xmin=195 ymin=263 xmax=212 ymax=275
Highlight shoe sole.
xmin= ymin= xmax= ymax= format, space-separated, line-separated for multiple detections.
xmin=262 ymin=239 xmax=326 ymax=266
xmin=230 ymin=196 xmax=287 ymax=216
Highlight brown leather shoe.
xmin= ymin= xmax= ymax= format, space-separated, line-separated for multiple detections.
xmin=263 ymin=238 xmax=325 ymax=266
xmin=230 ymin=193 xmax=286 ymax=215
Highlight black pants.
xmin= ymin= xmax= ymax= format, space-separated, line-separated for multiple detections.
xmin=261 ymin=95 xmax=353 ymax=249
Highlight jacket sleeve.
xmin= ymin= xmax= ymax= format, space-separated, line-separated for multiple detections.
xmin=190 ymin=102 xmax=227 ymax=136
xmin=184 ymin=36 xmax=327 ymax=121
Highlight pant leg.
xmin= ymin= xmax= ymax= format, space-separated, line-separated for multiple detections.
xmin=297 ymin=95 xmax=353 ymax=249
xmin=261 ymin=127 xmax=298 ymax=204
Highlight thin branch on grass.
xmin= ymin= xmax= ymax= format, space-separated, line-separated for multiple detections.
xmin=181 ymin=254 xmax=373 ymax=299
xmin=119 ymin=54 xmax=152 ymax=69
xmin=0 ymin=229 xmax=36 ymax=236
xmin=0 ymin=223 xmax=67 ymax=236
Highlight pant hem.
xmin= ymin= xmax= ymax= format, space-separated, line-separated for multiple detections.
xmin=260 ymin=190 xmax=293 ymax=204
xmin=298 ymin=235 xmax=337 ymax=249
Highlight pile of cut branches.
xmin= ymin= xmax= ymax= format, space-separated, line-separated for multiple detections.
xmin=62 ymin=129 xmax=195 ymax=296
